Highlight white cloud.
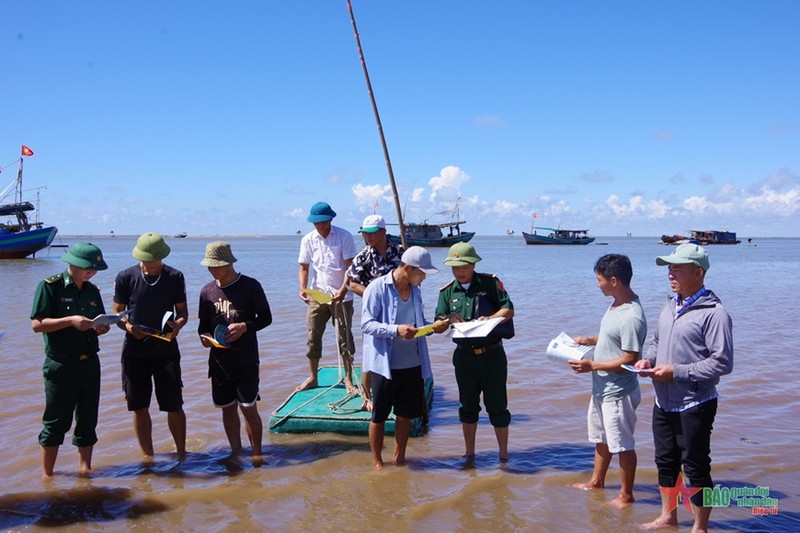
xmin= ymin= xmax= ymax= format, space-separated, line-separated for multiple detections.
xmin=411 ymin=188 xmax=425 ymax=202
xmin=743 ymin=187 xmax=800 ymax=216
xmin=606 ymin=194 xmax=670 ymax=219
xmin=491 ymin=199 xmax=519 ymax=215
xmin=429 ymin=165 xmax=471 ymax=203
xmin=352 ymin=182 xmax=392 ymax=206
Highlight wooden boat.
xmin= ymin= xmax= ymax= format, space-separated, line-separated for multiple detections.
xmin=0 ymin=157 xmax=58 ymax=259
xmin=174 ymin=232 xmax=188 ymax=238
xmin=522 ymin=227 xmax=595 ymax=245
xmin=269 ymin=366 xmax=432 ymax=437
xmin=388 ymin=198 xmax=475 ymax=247
xmin=388 ymin=220 xmax=475 ymax=247
xmin=661 ymin=230 xmax=740 ymax=245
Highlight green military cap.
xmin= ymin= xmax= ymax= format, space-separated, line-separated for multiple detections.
xmin=61 ymin=242 xmax=108 ymax=270
xmin=443 ymin=242 xmax=482 ymax=266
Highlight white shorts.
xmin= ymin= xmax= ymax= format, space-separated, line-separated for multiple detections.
xmin=587 ymin=388 xmax=641 ymax=453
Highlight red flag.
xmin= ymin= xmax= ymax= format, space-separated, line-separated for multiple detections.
xmin=533 ymin=212 xmax=539 ymax=218
xmin=21 ymin=145 xmax=34 ymax=157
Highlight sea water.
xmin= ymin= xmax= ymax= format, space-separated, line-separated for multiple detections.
xmin=0 ymin=235 xmax=798 ymax=532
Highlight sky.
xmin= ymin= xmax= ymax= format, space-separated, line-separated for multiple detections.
xmin=2 ymin=1 xmax=799 ymax=238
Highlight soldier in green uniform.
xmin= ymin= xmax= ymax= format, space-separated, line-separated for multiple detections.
xmin=435 ymin=243 xmax=514 ymax=462
xmin=31 ymin=242 xmax=110 ymax=477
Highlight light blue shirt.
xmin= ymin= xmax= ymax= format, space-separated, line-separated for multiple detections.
xmin=361 ymin=271 xmax=433 ymax=381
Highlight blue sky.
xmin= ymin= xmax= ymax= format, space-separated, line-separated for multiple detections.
xmin=2 ymin=1 xmax=798 ymax=237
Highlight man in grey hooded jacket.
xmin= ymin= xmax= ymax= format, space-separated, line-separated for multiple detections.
xmin=637 ymin=244 xmax=733 ymax=533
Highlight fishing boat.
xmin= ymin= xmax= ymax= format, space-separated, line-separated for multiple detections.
xmin=0 ymin=154 xmax=58 ymax=259
xmin=522 ymin=227 xmax=595 ymax=245
xmin=388 ymin=199 xmax=475 ymax=247
xmin=174 ymin=232 xmax=188 ymax=238
xmin=660 ymin=230 xmax=740 ymax=245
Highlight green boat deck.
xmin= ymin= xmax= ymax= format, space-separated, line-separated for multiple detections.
xmin=269 ymin=366 xmax=433 ymax=437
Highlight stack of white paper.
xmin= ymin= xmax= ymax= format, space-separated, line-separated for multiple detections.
xmin=545 ymin=332 xmax=593 ymax=363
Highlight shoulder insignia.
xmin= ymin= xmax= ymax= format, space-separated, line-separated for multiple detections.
xmin=439 ymin=279 xmax=455 ymax=291
xmin=45 ymin=273 xmax=63 ymax=284
xmin=496 ymin=278 xmax=506 ymax=293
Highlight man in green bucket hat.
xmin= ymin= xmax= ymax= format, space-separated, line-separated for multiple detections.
xmin=112 ymin=232 xmax=189 ymax=458
xmin=435 ymin=242 xmax=515 ymax=463
xmin=31 ymin=242 xmax=111 ymax=477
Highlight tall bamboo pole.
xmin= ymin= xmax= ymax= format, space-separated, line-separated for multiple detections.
xmin=346 ymin=0 xmax=407 ymax=249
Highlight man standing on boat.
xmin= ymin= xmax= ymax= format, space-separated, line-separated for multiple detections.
xmin=198 ymin=241 xmax=272 ymax=460
xmin=347 ymin=214 xmax=404 ymax=297
xmin=31 ymin=243 xmax=110 ymax=477
xmin=636 ymin=244 xmax=733 ymax=533
xmin=297 ymin=202 xmax=359 ymax=394
xmin=361 ymin=246 xmax=447 ymax=469
xmin=435 ymin=243 xmax=515 ymax=463
xmin=113 ymin=232 xmax=189 ymax=458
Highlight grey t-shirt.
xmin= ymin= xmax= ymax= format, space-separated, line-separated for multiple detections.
xmin=592 ymin=299 xmax=647 ymax=401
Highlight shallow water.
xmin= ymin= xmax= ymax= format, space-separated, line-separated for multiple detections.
xmin=0 ymin=235 xmax=798 ymax=532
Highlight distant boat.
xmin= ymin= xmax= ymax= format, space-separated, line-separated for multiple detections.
xmin=522 ymin=227 xmax=595 ymax=245
xmin=661 ymin=230 xmax=740 ymax=245
xmin=388 ymin=199 xmax=475 ymax=247
xmin=506 ymin=229 xmax=515 ymax=236
xmin=174 ymin=232 xmax=188 ymax=238
xmin=0 ymin=157 xmax=58 ymax=259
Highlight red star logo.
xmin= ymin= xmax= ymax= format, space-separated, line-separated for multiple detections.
xmin=660 ymin=472 xmax=703 ymax=513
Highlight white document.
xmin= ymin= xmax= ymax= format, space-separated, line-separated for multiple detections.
xmin=545 ymin=332 xmax=593 ymax=363
xmin=451 ymin=317 xmax=506 ymax=339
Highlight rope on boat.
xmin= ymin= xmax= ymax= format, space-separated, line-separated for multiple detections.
xmin=268 ymin=380 xmax=344 ymax=430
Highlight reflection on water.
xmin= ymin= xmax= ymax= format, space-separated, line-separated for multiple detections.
xmin=0 ymin=236 xmax=798 ymax=531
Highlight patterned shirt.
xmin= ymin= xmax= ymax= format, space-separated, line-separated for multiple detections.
xmin=347 ymin=239 xmax=404 ymax=288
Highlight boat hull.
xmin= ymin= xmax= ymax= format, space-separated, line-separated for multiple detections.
xmin=0 ymin=226 xmax=58 ymax=259
xmin=522 ymin=231 xmax=594 ymax=245
xmin=388 ymin=232 xmax=475 ymax=247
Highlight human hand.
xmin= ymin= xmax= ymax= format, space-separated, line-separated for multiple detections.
xmin=569 ymin=358 xmax=593 ymax=374
xmin=396 ymin=324 xmax=417 ymax=339
xmin=651 ymin=364 xmax=674 ymax=382
xmin=573 ymin=336 xmax=592 ymax=346
xmin=94 ymin=324 xmax=111 ymax=335
xmin=225 ymin=323 xmax=247 ymax=343
xmin=72 ymin=316 xmax=95 ymax=331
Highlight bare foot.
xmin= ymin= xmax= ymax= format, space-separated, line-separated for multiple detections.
xmin=344 ymin=379 xmax=360 ymax=395
xmin=77 ymin=468 xmax=92 ymax=478
xmin=373 ymin=460 xmax=384 ymax=470
xmin=571 ymin=480 xmax=604 ymax=490
xmin=296 ymin=376 xmax=318 ymax=391
xmin=604 ymin=494 xmax=634 ymax=509
xmin=499 ymin=454 xmax=509 ymax=463
xmin=640 ymin=513 xmax=678 ymax=530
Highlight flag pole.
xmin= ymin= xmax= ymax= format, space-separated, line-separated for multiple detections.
xmin=346 ymin=0 xmax=407 ymax=249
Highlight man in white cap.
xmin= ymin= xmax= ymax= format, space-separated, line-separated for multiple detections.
xmin=637 ymin=244 xmax=733 ymax=533
xmin=297 ymin=202 xmax=359 ymax=394
xmin=347 ymin=214 xmax=404 ymax=297
xmin=113 ymin=232 xmax=188 ymax=458
xmin=361 ymin=246 xmax=448 ymax=469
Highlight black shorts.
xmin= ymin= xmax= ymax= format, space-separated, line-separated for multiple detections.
xmin=121 ymin=353 xmax=183 ymax=412
xmin=209 ymin=362 xmax=261 ymax=408
xmin=370 ymin=366 xmax=424 ymax=424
